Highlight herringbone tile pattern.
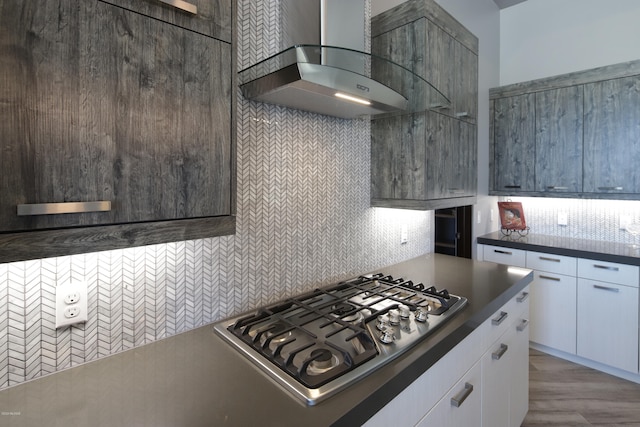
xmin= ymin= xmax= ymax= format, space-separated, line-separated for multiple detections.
xmin=0 ymin=0 xmax=431 ymax=391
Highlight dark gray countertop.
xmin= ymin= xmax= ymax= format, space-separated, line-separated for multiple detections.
xmin=478 ymin=231 xmax=640 ymax=266
xmin=0 ymin=254 xmax=532 ymax=427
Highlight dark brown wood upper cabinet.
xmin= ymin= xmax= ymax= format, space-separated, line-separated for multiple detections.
xmin=0 ymin=0 xmax=235 ymax=262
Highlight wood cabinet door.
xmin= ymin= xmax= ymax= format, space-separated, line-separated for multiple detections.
xmin=426 ymin=113 xmax=476 ymax=199
xmin=492 ymin=93 xmax=536 ymax=193
xmin=535 ymin=86 xmax=584 ymax=193
xmin=0 ymin=0 xmax=231 ymax=232
xmin=452 ymin=41 xmax=478 ymax=124
xmin=584 ymin=76 xmax=640 ymax=194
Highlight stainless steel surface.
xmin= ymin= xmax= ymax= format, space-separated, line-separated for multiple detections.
xmin=492 ymin=343 xmax=509 ymax=360
xmin=0 ymin=254 xmax=533 ymax=427
xmin=157 ymin=0 xmax=197 ymax=14
xmin=450 ymin=382 xmax=474 ymax=408
xmin=213 ymin=273 xmax=468 ymax=405
xmin=17 ymin=201 xmax=112 ymax=216
xmin=239 ymin=0 xmax=449 ymax=118
xmin=491 ymin=311 xmax=508 ymax=326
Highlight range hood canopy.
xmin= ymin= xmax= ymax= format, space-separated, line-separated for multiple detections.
xmin=239 ymin=0 xmax=450 ymax=119
xmin=239 ymin=44 xmax=451 ymax=119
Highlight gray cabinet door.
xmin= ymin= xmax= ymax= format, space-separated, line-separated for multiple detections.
xmin=451 ymin=42 xmax=478 ymax=124
xmin=0 ymin=0 xmax=231 ymax=232
xmin=492 ymin=94 xmax=536 ymax=193
xmin=535 ymin=86 xmax=584 ymax=193
xmin=426 ymin=113 xmax=476 ymax=199
xmin=584 ymin=76 xmax=640 ymax=194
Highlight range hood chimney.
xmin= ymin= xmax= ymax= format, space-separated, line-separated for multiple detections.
xmin=239 ymin=0 xmax=450 ymax=119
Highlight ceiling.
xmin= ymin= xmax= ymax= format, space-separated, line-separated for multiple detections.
xmin=493 ymin=0 xmax=527 ymax=9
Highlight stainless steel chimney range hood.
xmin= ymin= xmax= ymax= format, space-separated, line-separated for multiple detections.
xmin=239 ymin=0 xmax=450 ymax=119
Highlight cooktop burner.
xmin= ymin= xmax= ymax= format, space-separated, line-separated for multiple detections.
xmin=213 ymin=273 xmax=467 ymax=405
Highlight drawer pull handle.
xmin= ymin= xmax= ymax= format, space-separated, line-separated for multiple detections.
xmin=593 ymin=284 xmax=620 ymax=293
xmin=492 ymin=311 xmax=508 ymax=326
xmin=504 ymin=185 xmax=521 ymax=189
xmin=494 ymin=249 xmax=512 ymax=255
xmin=451 ymin=382 xmax=474 ymax=408
xmin=539 ymin=275 xmax=561 ymax=282
xmin=455 ymin=112 xmax=469 ymax=118
xmin=516 ymin=319 xmax=529 ymax=332
xmin=593 ymin=264 xmax=619 ymax=272
xmin=539 ymin=256 xmax=561 ymax=262
xmin=17 ymin=201 xmax=112 ymax=216
xmin=157 ymin=0 xmax=198 ymax=14
xmin=597 ymin=186 xmax=623 ymax=191
xmin=516 ymin=292 xmax=529 ymax=303
xmin=546 ymin=186 xmax=569 ymax=190
xmin=492 ymin=343 xmax=509 ymax=360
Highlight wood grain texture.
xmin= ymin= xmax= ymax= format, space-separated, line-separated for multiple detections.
xmin=1 ymin=0 xmax=232 ymax=232
xmin=535 ymin=86 xmax=584 ymax=193
xmin=0 ymin=216 xmax=235 ymax=264
xmin=371 ymin=0 xmax=478 ymax=54
xmin=101 ymin=0 xmax=232 ymax=42
xmin=490 ymin=58 xmax=640 ymax=99
xmin=523 ymin=348 xmax=640 ymax=426
xmin=492 ymin=93 xmax=536 ymax=193
xmin=583 ymin=75 xmax=640 ymax=194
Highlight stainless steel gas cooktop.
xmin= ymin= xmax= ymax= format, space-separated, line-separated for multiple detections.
xmin=213 ymin=273 xmax=467 ymax=405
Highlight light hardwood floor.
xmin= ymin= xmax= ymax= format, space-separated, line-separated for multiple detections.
xmin=522 ymin=348 xmax=640 ymax=426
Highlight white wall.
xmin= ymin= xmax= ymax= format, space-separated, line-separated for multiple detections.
xmin=500 ymin=0 xmax=640 ymax=85
xmin=372 ymin=0 xmax=502 ymax=256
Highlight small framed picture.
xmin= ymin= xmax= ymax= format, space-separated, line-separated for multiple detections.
xmin=498 ymin=202 xmax=527 ymax=230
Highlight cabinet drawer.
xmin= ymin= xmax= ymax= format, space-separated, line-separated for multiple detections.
xmin=577 ymin=259 xmax=639 ymax=287
xmin=483 ymin=245 xmax=526 ymax=268
xmin=526 ymin=251 xmax=577 ymax=276
xmin=483 ymin=285 xmax=530 ymax=350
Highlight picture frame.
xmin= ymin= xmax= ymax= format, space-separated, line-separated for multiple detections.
xmin=497 ymin=202 xmax=527 ymax=231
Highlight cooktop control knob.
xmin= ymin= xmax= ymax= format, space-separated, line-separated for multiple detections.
xmin=376 ymin=315 xmax=388 ymax=331
xmin=388 ymin=309 xmax=400 ymax=325
xmin=415 ymin=307 xmax=429 ymax=323
xmin=398 ymin=304 xmax=410 ymax=319
xmin=379 ymin=328 xmax=395 ymax=344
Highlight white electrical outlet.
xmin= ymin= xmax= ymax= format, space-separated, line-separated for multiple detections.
xmin=401 ymin=224 xmax=408 ymax=244
xmin=56 ymin=281 xmax=88 ymax=328
xmin=558 ymin=212 xmax=568 ymax=226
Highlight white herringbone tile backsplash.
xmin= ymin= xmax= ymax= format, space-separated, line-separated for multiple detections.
xmin=0 ymin=0 xmax=432 ymax=390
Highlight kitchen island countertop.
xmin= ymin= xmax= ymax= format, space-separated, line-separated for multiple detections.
xmin=0 ymin=254 xmax=531 ymax=427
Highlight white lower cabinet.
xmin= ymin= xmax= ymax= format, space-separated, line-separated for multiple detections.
xmin=577 ymin=278 xmax=639 ymax=373
xmin=483 ymin=242 xmax=640 ymax=380
xmin=481 ymin=301 xmax=530 ymax=427
xmin=364 ymin=286 xmax=530 ymax=427
xmin=416 ymin=361 xmax=482 ymax=427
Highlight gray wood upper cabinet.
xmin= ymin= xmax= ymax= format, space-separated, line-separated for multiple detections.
xmin=0 ymin=0 xmax=235 ymax=262
xmin=491 ymin=94 xmax=535 ymax=193
xmin=490 ymin=59 xmax=640 ymax=200
xmin=535 ymin=86 xmax=584 ymax=193
xmin=584 ymin=76 xmax=640 ymax=194
xmin=370 ymin=0 xmax=478 ymax=210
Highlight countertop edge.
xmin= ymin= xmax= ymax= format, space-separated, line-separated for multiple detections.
xmin=478 ymin=233 xmax=640 ymax=266
xmin=334 ymin=268 xmax=533 ymax=426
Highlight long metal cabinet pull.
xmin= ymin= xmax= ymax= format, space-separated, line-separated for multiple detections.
xmin=17 ymin=201 xmax=112 ymax=216
xmin=539 ymin=275 xmax=561 ymax=282
xmin=491 ymin=311 xmax=508 ymax=326
xmin=157 ymin=0 xmax=198 ymax=14
xmin=546 ymin=186 xmax=569 ymax=190
xmin=593 ymin=264 xmax=619 ymax=271
xmin=516 ymin=292 xmax=529 ymax=303
xmin=516 ymin=319 xmax=529 ymax=332
xmin=492 ymin=343 xmax=508 ymax=360
xmin=597 ymin=186 xmax=623 ymax=191
xmin=494 ymin=249 xmax=512 ymax=255
xmin=450 ymin=382 xmax=474 ymax=408
xmin=593 ymin=284 xmax=620 ymax=293
xmin=539 ymin=256 xmax=561 ymax=262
